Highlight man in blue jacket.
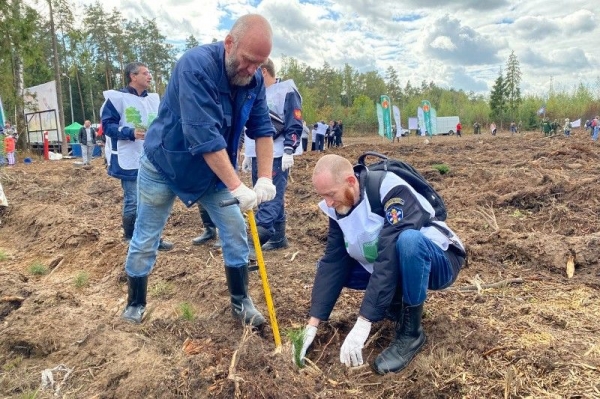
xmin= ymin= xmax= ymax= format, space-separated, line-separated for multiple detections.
xmin=101 ymin=62 xmax=173 ymax=252
xmin=120 ymin=14 xmax=277 ymax=327
xmin=295 ymin=154 xmax=466 ymax=374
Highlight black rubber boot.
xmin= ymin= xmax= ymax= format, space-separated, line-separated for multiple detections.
xmin=373 ymin=303 xmax=426 ymax=375
xmin=248 ymin=225 xmax=272 ymax=261
xmin=193 ymin=207 xmax=217 ymax=245
xmin=122 ymin=215 xmax=136 ymax=241
xmin=224 ymin=265 xmax=265 ymax=327
xmin=262 ymin=221 xmax=289 ymax=251
xmin=158 ymin=238 xmax=174 ymax=251
xmin=121 ymin=275 xmax=148 ymax=324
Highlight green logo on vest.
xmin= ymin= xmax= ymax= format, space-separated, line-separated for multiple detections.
xmin=363 ymin=238 xmax=378 ymax=263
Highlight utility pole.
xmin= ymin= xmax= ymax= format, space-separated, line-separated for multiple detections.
xmin=48 ymin=0 xmax=68 ymax=156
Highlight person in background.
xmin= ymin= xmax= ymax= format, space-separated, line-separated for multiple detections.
xmin=95 ymin=122 xmax=107 ymax=165
xmin=78 ymin=120 xmax=96 ymax=166
xmin=563 ymin=118 xmax=571 ymax=138
xmin=241 ymin=58 xmax=302 ymax=253
xmin=336 ymin=119 xmax=344 ymax=147
xmin=4 ymin=133 xmax=16 ymax=166
xmin=301 ymin=120 xmax=310 ymax=152
xmin=101 ymin=62 xmax=174 ymax=251
xmin=456 ymin=121 xmax=462 ymax=137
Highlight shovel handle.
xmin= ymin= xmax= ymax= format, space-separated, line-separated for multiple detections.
xmin=219 ymin=198 xmax=239 ymax=207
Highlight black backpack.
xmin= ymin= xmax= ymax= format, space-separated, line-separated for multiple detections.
xmin=355 ymin=152 xmax=447 ymax=221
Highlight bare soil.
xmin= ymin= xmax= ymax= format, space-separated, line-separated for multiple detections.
xmin=1 ymin=130 xmax=599 ymax=398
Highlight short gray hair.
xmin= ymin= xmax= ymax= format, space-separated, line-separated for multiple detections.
xmin=124 ymin=62 xmax=147 ymax=85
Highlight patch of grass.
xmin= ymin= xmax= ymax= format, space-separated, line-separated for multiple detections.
xmin=2 ymin=356 xmax=23 ymax=371
xmin=0 ymin=250 xmax=8 ymax=261
xmin=286 ymin=328 xmax=307 ymax=368
xmin=511 ymin=209 xmax=526 ymax=219
xmin=432 ymin=164 xmax=450 ymax=175
xmin=178 ymin=302 xmax=195 ymax=322
xmin=74 ymin=271 xmax=89 ymax=288
xmin=149 ymin=281 xmax=174 ymax=298
xmin=28 ymin=262 xmax=48 ymax=276
xmin=18 ymin=391 xmax=39 ymax=399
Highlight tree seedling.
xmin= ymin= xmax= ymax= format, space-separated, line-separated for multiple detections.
xmin=178 ymin=302 xmax=195 ymax=322
xmin=28 ymin=262 xmax=48 ymax=276
xmin=286 ymin=328 xmax=307 ymax=368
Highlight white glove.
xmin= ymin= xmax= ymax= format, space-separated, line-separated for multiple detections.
xmin=281 ymin=153 xmax=294 ymax=172
xmin=254 ymin=177 xmax=276 ymax=204
xmin=340 ymin=317 xmax=371 ymax=367
xmin=230 ymin=183 xmax=257 ymax=211
xmin=292 ymin=325 xmax=317 ymax=366
xmin=241 ymin=156 xmax=252 ymax=174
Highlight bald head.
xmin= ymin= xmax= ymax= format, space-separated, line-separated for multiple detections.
xmin=313 ymin=154 xmax=354 ymax=185
xmin=313 ymin=154 xmax=360 ymax=214
xmin=225 ymin=14 xmax=272 ymax=86
xmin=229 ymin=14 xmax=272 ymax=43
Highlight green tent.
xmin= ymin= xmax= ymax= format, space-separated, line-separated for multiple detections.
xmin=64 ymin=122 xmax=83 ymax=143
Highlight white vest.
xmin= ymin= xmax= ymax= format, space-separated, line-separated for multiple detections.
xmin=245 ymin=79 xmax=301 ymax=158
xmin=319 ymin=173 xmax=464 ymax=274
xmin=102 ymin=90 xmax=160 ymax=170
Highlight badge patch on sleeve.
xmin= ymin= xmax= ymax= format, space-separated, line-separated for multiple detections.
xmin=293 ymin=109 xmax=302 ymax=120
xmin=384 ymin=198 xmax=405 ymax=225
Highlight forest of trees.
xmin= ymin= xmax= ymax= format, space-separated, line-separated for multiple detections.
xmin=2 ymin=0 xmax=600 ymax=150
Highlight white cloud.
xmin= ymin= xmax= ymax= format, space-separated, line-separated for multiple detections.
xmin=70 ymin=0 xmax=600 ymax=95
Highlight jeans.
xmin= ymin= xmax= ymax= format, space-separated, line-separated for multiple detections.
xmin=315 ymin=135 xmax=325 ymax=151
xmin=125 ymin=154 xmax=249 ymax=277
xmin=81 ymin=144 xmax=94 ymax=165
xmin=593 ymin=127 xmax=599 ymax=141
xmin=251 ymin=156 xmax=288 ymax=233
xmin=121 ymin=179 xmax=137 ymax=220
xmin=343 ymin=229 xmax=460 ymax=306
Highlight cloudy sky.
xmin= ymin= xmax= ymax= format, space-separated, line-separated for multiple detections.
xmin=77 ymin=0 xmax=598 ymax=96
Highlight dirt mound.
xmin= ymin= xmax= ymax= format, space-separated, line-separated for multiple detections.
xmin=1 ymin=131 xmax=599 ymax=398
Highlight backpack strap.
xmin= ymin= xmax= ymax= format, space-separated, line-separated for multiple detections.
xmin=365 ymin=169 xmax=386 ymax=216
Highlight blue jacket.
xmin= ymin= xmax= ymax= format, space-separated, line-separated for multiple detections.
xmin=144 ymin=41 xmax=274 ymax=206
xmin=101 ymin=86 xmax=149 ymax=181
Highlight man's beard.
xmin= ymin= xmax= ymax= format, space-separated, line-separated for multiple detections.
xmin=335 ymin=187 xmax=355 ymax=215
xmin=226 ymin=53 xmax=253 ymax=87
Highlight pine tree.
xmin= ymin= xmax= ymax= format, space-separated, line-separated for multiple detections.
xmin=489 ymin=70 xmax=506 ymax=125
xmin=505 ymin=51 xmax=522 ymax=121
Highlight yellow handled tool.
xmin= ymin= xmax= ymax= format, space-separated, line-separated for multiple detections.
xmin=247 ymin=209 xmax=281 ymax=349
xmin=220 ymin=199 xmax=281 ymax=350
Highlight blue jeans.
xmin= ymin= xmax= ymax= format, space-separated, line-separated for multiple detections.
xmin=593 ymin=127 xmax=599 ymax=141
xmin=315 ymin=135 xmax=325 ymax=151
xmin=344 ymin=229 xmax=459 ymax=306
xmin=121 ymin=179 xmax=137 ymax=220
xmin=125 ymin=154 xmax=249 ymax=277
xmin=251 ymin=156 xmax=288 ymax=232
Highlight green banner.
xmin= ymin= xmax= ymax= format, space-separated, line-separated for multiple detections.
xmin=421 ymin=100 xmax=433 ymax=137
xmin=381 ymin=95 xmax=392 ymax=140
xmin=376 ymin=103 xmax=384 ymax=137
